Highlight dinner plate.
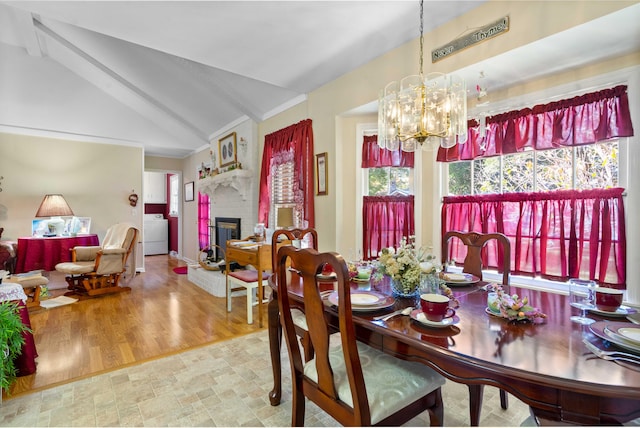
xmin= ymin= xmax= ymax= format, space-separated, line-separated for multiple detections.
xmin=327 ymin=291 xmax=395 ymax=312
xmin=607 ymin=325 xmax=640 ymax=346
xmin=410 ymin=309 xmax=459 ymax=328
xmin=588 ymin=305 xmax=638 ymax=318
xmin=441 ymin=273 xmax=480 ymax=286
xmin=590 ymin=320 xmax=640 ymax=354
xmin=316 ymin=273 xmax=337 ymax=281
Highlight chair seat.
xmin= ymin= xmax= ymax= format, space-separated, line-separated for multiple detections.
xmin=291 ymin=308 xmax=307 ymax=330
xmin=303 ymin=340 xmax=446 ymax=425
xmin=228 ymin=270 xmax=271 ymax=282
xmin=55 ymin=261 xmax=95 ymax=275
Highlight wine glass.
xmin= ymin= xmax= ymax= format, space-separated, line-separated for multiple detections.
xmin=568 ymin=279 xmax=596 ymax=325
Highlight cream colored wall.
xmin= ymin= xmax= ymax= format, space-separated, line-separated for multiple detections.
xmin=0 ymin=132 xmax=144 ymax=267
xmin=144 ymin=156 xmax=183 ymax=172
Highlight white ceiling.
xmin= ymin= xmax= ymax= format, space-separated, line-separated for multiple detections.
xmin=0 ymin=1 xmax=639 ymax=158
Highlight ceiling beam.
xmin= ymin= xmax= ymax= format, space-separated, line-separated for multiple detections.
xmin=11 ymin=9 xmax=45 ymax=57
xmin=32 ymin=16 xmax=208 ymax=145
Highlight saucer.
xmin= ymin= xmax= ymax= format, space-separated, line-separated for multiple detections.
xmin=410 ymin=309 xmax=459 ymax=328
xmin=588 ymin=305 xmax=637 ymax=317
xmin=352 ymin=277 xmax=370 ymax=283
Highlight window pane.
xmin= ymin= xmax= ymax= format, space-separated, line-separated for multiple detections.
xmin=575 ymin=141 xmax=618 ymax=189
xmin=368 ymin=168 xmax=390 ymax=196
xmin=448 ymin=162 xmax=471 ymax=196
xmin=473 ymin=157 xmax=501 ymax=195
xmin=537 ymin=148 xmax=572 ymax=191
xmin=390 ymin=168 xmax=411 ymax=194
xmin=502 ymin=152 xmax=533 ymax=193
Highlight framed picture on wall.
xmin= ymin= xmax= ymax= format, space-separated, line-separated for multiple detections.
xmin=316 ymin=152 xmax=328 ymax=196
xmin=218 ymin=132 xmax=237 ymax=167
xmin=185 ymin=181 xmax=194 ymax=202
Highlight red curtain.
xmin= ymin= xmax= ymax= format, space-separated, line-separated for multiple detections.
xmin=198 ymin=192 xmax=210 ymax=250
xmin=442 ymin=188 xmax=626 ymax=287
xmin=258 ymin=119 xmax=315 ymax=228
xmin=361 ymin=135 xmax=414 ymax=168
xmin=438 ymin=85 xmax=634 ymax=162
xmin=363 ymin=195 xmax=414 ymax=261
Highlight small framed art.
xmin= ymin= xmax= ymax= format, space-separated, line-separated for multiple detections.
xmin=316 ymin=152 xmax=328 ymax=196
xmin=184 ymin=181 xmax=194 ymax=202
xmin=218 ymin=132 xmax=237 ymax=167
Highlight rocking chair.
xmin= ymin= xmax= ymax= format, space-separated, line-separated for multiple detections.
xmin=55 ymin=223 xmax=138 ymax=297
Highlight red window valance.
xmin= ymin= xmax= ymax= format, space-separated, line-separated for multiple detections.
xmin=438 ymin=85 xmax=634 ymax=162
xmin=258 ymin=119 xmax=315 ymax=228
xmin=361 ymin=135 xmax=414 ymax=168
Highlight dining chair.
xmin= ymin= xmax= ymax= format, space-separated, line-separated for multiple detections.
xmin=276 ymin=246 xmax=446 ymax=426
xmin=271 ymin=227 xmax=318 ymax=362
xmin=442 ymin=230 xmax=511 ymax=411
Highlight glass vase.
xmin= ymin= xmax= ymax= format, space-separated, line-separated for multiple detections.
xmin=420 ymin=272 xmax=441 ymax=295
xmin=390 ymin=277 xmax=420 ymax=298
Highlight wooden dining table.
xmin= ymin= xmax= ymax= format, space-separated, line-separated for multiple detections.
xmin=267 ymin=273 xmax=640 ymax=425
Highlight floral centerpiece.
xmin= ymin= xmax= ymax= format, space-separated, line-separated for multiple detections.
xmin=486 ymin=283 xmax=547 ymax=324
xmin=376 ymin=236 xmax=423 ymax=297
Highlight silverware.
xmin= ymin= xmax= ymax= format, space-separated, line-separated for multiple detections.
xmin=374 ymin=306 xmax=413 ymax=321
xmin=583 ymin=339 xmax=640 ymax=364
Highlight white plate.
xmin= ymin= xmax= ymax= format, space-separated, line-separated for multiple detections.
xmin=588 ymin=305 xmax=637 ymax=317
xmin=316 ymin=273 xmax=337 ymax=281
xmin=618 ymin=327 xmax=640 ymax=344
xmin=442 ymin=273 xmax=480 ymax=286
xmin=351 ymin=293 xmax=382 ymax=305
xmin=327 ymin=291 xmax=395 ymax=312
xmin=590 ymin=321 xmax=640 ymax=354
xmin=410 ymin=309 xmax=459 ymax=328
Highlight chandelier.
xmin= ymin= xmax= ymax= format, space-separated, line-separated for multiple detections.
xmin=377 ymin=0 xmax=468 ymax=152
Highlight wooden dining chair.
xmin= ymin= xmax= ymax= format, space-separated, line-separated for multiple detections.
xmin=271 ymin=227 xmax=319 ymax=362
xmin=442 ymin=230 xmax=511 ymax=413
xmin=276 ymin=246 xmax=446 ymax=426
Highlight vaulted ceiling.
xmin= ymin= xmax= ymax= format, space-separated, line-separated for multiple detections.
xmin=1 ymin=1 xmax=638 ymax=158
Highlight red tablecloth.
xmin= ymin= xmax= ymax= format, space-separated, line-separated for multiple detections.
xmin=15 ymin=234 xmax=99 ymax=273
xmin=0 ymin=283 xmax=37 ymax=376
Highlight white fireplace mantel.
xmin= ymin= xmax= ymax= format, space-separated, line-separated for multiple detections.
xmin=197 ymin=169 xmax=253 ymax=200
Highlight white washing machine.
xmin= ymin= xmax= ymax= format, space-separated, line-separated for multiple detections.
xmin=144 ymin=214 xmax=168 ymax=255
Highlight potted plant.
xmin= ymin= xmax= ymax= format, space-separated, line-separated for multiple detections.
xmin=0 ymin=301 xmax=29 ymax=395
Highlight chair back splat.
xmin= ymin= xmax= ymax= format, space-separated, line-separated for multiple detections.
xmin=276 ymin=246 xmax=445 ymax=426
xmin=442 ymin=231 xmax=511 ymax=285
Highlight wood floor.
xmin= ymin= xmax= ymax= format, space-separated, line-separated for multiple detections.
xmin=4 ymin=255 xmax=265 ymax=399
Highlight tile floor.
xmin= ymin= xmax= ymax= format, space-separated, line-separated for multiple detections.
xmin=1 ymin=330 xmax=535 ymax=427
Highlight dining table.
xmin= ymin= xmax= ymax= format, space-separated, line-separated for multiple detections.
xmin=267 ymin=272 xmax=640 ymax=425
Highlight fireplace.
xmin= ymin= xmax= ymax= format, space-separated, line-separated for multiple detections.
xmin=215 ymin=217 xmax=241 ymax=261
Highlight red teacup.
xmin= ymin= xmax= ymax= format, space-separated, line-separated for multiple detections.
xmin=595 ymin=287 xmax=624 ymax=312
xmin=420 ymin=293 xmax=456 ymax=322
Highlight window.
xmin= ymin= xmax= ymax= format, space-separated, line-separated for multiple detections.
xmin=361 ymin=135 xmax=416 ymax=260
xmin=198 ymin=192 xmax=210 ymax=250
xmin=169 ymin=174 xmax=179 ymax=216
xmin=448 ymin=141 xmax=619 ymax=196
xmin=270 ymin=159 xmax=298 ymax=227
xmin=367 ymin=167 xmax=413 ymax=196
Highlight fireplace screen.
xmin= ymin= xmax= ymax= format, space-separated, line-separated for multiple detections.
xmin=214 ymin=217 xmax=241 ymax=261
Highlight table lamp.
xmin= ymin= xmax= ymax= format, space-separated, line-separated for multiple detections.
xmin=35 ymin=194 xmax=74 ymax=236
xmin=277 ymin=207 xmax=294 ymax=229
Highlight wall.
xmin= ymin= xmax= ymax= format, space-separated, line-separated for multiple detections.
xmin=0 ymin=132 xmax=144 ymax=268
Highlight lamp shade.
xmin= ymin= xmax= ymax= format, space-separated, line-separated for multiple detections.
xmin=35 ymin=194 xmax=74 ymax=217
xmin=277 ymin=207 xmax=294 ymax=229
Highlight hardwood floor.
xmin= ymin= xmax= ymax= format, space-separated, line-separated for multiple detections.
xmin=5 ymin=255 xmax=265 ymax=399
